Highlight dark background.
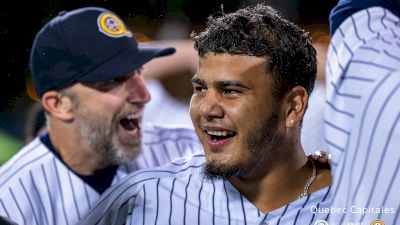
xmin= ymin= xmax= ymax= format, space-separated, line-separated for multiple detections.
xmin=0 ymin=0 xmax=336 ymax=141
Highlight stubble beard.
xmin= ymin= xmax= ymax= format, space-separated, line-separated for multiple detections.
xmin=75 ymin=105 xmax=141 ymax=165
xmin=203 ymin=106 xmax=281 ymax=180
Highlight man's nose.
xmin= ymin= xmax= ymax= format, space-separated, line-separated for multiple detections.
xmin=198 ymin=91 xmax=223 ymax=121
xmin=125 ymin=75 xmax=151 ymax=104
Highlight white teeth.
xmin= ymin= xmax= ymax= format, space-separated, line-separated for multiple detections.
xmin=206 ymin=131 xmax=234 ymax=136
xmin=126 ymin=112 xmax=142 ymax=119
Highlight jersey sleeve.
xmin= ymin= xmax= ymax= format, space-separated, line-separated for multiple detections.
xmin=326 ymin=3 xmax=400 ymax=224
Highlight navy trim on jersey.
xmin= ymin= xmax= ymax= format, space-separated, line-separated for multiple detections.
xmin=79 ymin=166 xmax=118 ymax=194
xmin=40 ymin=133 xmax=118 ymax=194
xmin=330 ymin=0 xmax=400 ymax=35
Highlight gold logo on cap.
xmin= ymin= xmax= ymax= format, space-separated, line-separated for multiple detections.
xmin=370 ymin=219 xmax=385 ymax=225
xmin=97 ymin=12 xmax=132 ymax=38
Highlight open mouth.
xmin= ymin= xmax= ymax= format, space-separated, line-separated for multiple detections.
xmin=206 ymin=130 xmax=236 ymax=141
xmin=119 ymin=114 xmax=140 ymax=131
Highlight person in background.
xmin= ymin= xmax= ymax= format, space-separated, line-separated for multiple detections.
xmin=0 ymin=7 xmax=202 ymax=225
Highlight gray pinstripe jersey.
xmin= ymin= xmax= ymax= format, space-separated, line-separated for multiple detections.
xmin=78 ymin=152 xmax=332 ymax=225
xmin=0 ymin=124 xmax=202 ymax=225
xmin=324 ymin=6 xmax=400 ymax=224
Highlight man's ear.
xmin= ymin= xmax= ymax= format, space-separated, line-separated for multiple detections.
xmin=285 ymin=86 xmax=309 ymax=128
xmin=41 ymin=91 xmax=75 ymax=121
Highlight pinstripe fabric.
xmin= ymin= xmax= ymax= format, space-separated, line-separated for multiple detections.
xmin=325 ymin=6 xmax=400 ymax=224
xmin=78 ymin=152 xmax=333 ymax=225
xmin=0 ymin=124 xmax=201 ymax=225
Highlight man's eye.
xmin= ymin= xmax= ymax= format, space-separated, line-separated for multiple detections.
xmin=107 ymin=77 xmax=127 ymax=85
xmin=193 ymin=86 xmax=206 ymax=92
xmin=223 ymin=89 xmax=239 ymax=94
xmin=83 ymin=76 xmax=128 ymax=92
xmin=135 ymin=68 xmax=143 ymax=75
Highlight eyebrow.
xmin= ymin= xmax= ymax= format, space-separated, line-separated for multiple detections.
xmin=191 ymin=77 xmax=249 ymax=90
xmin=214 ymin=81 xmax=249 ymax=89
xmin=191 ymin=77 xmax=204 ymax=86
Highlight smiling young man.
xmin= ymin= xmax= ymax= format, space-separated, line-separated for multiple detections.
xmin=0 ymin=7 xmax=202 ymax=225
xmin=78 ymin=4 xmax=332 ymax=225
xmin=190 ymin=53 xmax=328 ymax=212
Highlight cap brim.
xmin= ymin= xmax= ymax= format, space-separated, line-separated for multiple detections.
xmin=79 ymin=45 xmax=176 ymax=83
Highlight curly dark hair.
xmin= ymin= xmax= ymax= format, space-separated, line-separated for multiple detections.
xmin=192 ymin=4 xmax=317 ymax=99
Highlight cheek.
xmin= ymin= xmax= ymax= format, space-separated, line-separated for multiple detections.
xmin=226 ymin=102 xmax=252 ymax=122
xmin=95 ymin=102 xmax=117 ymax=117
xmin=91 ymin=97 xmax=125 ymax=122
xmin=231 ymin=105 xmax=241 ymax=114
xmin=230 ymin=102 xmax=268 ymax=129
xmin=189 ymin=97 xmax=200 ymax=120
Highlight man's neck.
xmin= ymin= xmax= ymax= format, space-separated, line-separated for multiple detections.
xmin=229 ymin=146 xmax=331 ymax=213
xmin=41 ymin=131 xmax=118 ymax=194
xmin=48 ymin=127 xmax=111 ymax=176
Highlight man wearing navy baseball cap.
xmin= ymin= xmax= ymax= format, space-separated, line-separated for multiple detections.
xmin=0 ymin=7 xmax=203 ymax=225
xmin=30 ymin=7 xmax=175 ymax=97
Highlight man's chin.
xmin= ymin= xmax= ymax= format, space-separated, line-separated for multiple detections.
xmin=202 ymin=162 xmax=241 ymax=180
xmin=107 ymin=144 xmax=141 ymax=165
xmin=123 ymin=146 xmax=141 ymax=161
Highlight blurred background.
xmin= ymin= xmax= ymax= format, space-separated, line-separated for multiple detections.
xmin=0 ymin=0 xmax=336 ymax=164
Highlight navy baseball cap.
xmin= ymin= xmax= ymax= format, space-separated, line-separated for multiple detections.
xmin=30 ymin=7 xmax=176 ymax=97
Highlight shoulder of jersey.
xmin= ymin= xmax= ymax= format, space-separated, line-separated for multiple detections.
xmin=114 ymin=151 xmax=205 ymax=187
xmin=0 ymin=138 xmax=51 ymax=189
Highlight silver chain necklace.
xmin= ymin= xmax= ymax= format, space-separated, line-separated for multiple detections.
xmin=297 ymin=159 xmax=316 ymax=199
